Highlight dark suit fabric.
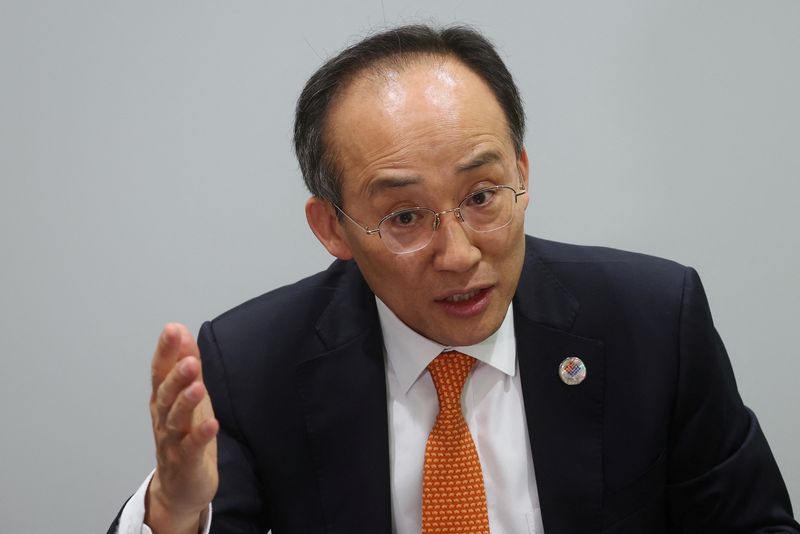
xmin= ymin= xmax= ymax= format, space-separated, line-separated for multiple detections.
xmin=111 ymin=236 xmax=798 ymax=533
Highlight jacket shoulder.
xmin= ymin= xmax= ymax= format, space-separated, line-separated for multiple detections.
xmin=210 ymin=260 xmax=353 ymax=334
xmin=523 ymin=236 xmax=694 ymax=339
xmin=527 ymin=235 xmax=686 ymax=270
xmin=199 ymin=259 xmax=369 ymax=370
xmin=526 ymin=235 xmax=690 ymax=291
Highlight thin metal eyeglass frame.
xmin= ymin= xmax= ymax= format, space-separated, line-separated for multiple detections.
xmin=333 ymin=185 xmax=527 ymax=254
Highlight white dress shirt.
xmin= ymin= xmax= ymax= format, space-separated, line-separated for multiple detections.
xmin=379 ymin=299 xmax=543 ymax=534
xmin=118 ymin=299 xmax=543 ymax=534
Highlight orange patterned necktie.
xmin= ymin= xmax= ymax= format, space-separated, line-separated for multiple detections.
xmin=422 ymin=351 xmax=490 ymax=534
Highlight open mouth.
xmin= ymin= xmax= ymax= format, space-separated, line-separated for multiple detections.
xmin=435 ymin=286 xmax=493 ymax=317
xmin=443 ymin=288 xmax=482 ymax=302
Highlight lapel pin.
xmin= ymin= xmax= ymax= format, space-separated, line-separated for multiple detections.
xmin=559 ymin=357 xmax=587 ymax=385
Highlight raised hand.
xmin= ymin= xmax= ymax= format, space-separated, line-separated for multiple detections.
xmin=145 ymin=323 xmax=220 ymax=534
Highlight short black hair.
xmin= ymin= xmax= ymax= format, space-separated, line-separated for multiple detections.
xmin=293 ymin=24 xmax=525 ymax=205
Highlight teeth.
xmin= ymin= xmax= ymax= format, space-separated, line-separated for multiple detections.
xmin=445 ymin=289 xmax=480 ymax=302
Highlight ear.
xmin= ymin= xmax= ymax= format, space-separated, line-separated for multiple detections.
xmin=305 ymin=196 xmax=354 ymax=260
xmin=517 ymin=146 xmax=531 ymax=209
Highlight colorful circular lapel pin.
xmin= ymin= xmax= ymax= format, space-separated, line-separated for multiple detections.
xmin=559 ymin=357 xmax=587 ymax=385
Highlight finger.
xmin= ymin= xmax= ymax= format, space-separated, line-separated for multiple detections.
xmin=180 ymin=415 xmax=219 ymax=457
xmin=155 ymin=355 xmax=201 ymax=423
xmin=176 ymin=325 xmax=202 ymax=366
xmin=163 ymin=379 xmax=206 ymax=438
xmin=151 ymin=323 xmax=183 ymax=393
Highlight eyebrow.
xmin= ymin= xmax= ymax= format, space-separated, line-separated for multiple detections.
xmin=366 ymin=175 xmax=423 ymax=197
xmin=456 ymin=150 xmax=504 ymax=173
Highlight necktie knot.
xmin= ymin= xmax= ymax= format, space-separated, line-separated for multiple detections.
xmin=427 ymin=351 xmax=476 ymax=411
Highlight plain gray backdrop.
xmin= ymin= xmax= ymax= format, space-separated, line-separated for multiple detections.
xmin=1 ymin=1 xmax=797 ymax=531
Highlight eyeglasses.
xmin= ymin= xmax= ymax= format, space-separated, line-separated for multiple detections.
xmin=334 ymin=185 xmax=527 ymax=254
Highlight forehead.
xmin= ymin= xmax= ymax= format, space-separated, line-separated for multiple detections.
xmin=325 ymin=57 xmax=515 ymax=197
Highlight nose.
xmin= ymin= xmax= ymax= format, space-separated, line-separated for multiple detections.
xmin=430 ymin=212 xmax=481 ymax=272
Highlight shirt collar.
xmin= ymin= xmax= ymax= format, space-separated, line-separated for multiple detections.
xmin=376 ymin=297 xmax=517 ymax=394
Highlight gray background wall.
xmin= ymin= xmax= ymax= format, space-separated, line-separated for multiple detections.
xmin=1 ymin=1 xmax=797 ymax=531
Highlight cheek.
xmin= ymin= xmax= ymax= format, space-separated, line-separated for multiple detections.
xmin=385 ymin=257 xmax=437 ymax=306
xmin=386 ymin=254 xmax=430 ymax=285
xmin=482 ymin=226 xmax=520 ymax=257
xmin=482 ymin=229 xmax=526 ymax=281
xmin=354 ymin=247 xmax=429 ymax=297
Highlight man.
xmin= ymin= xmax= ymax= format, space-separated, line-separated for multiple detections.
xmin=110 ymin=25 xmax=798 ymax=533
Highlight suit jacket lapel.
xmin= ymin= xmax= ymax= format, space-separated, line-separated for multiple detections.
xmin=514 ymin=240 xmax=605 ymax=533
xmin=294 ymin=262 xmax=392 ymax=533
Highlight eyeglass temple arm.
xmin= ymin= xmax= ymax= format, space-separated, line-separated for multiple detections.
xmin=334 ymin=204 xmax=381 ymax=236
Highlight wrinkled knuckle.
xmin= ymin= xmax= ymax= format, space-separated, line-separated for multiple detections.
xmin=164 ymin=418 xmax=182 ymax=435
xmin=155 ymin=394 xmax=171 ymax=414
xmin=173 ymin=390 xmax=190 ymax=411
xmin=152 ymin=420 xmax=168 ymax=441
xmin=165 ymin=406 xmax=190 ymax=432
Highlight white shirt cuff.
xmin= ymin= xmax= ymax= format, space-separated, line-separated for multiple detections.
xmin=116 ymin=469 xmax=212 ymax=534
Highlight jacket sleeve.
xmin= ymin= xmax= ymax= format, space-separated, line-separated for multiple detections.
xmin=199 ymin=321 xmax=271 ymax=533
xmin=666 ymin=267 xmax=798 ymax=532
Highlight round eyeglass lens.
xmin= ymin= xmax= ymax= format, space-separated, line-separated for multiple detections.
xmin=460 ymin=187 xmax=515 ymax=231
xmin=379 ymin=208 xmax=436 ymax=253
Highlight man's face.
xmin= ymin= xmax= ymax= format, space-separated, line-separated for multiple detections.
xmin=320 ymin=58 xmax=529 ymax=347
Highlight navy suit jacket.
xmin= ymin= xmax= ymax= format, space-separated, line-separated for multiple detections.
xmin=111 ymin=236 xmax=797 ymax=533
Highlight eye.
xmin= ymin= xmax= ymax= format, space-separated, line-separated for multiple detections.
xmin=465 ymin=188 xmax=496 ymax=207
xmin=386 ymin=209 xmax=423 ymax=228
